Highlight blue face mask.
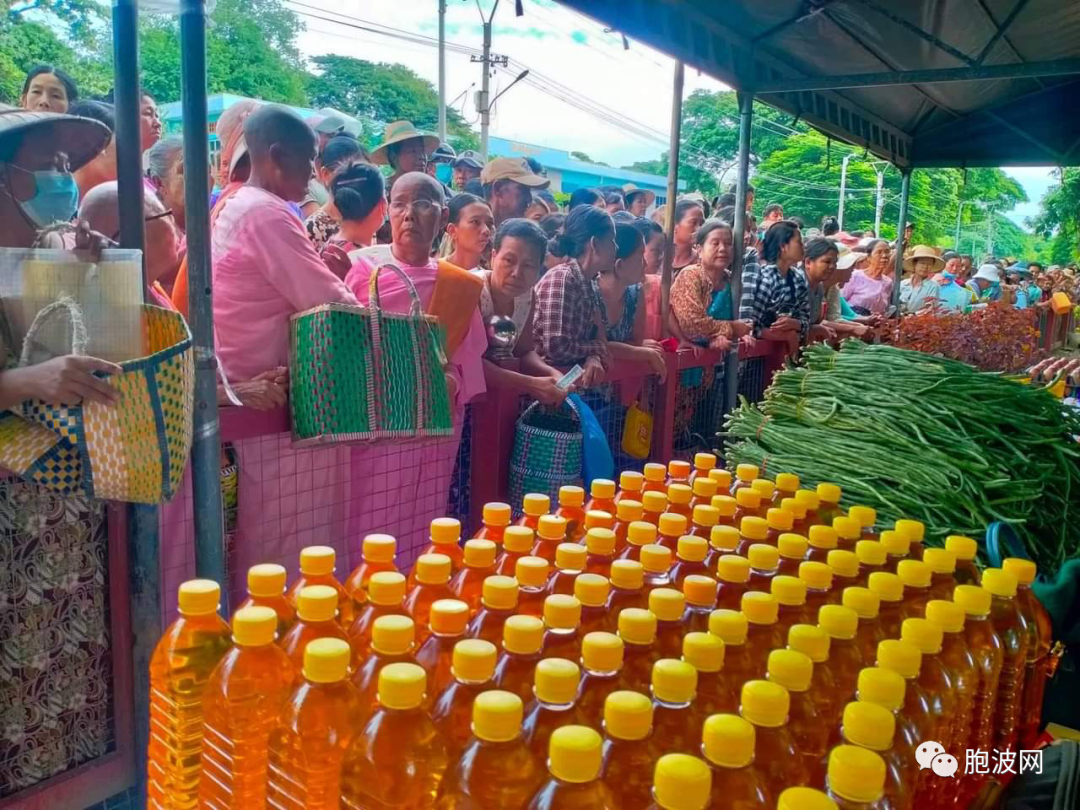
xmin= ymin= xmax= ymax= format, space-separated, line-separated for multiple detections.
xmin=12 ymin=169 xmax=80 ymax=228
xmin=434 ymin=163 xmax=453 ymax=185
xmin=941 ymin=271 xmax=956 ymax=281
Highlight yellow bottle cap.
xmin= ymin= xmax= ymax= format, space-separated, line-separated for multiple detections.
xmin=740 ymin=679 xmax=789 ymax=727
xmin=430 ymin=517 xmax=461 ymax=545
xmin=810 ymin=525 xmax=840 ymax=550
xmin=482 ymin=502 xmax=512 ymax=527
xmin=502 ymin=614 xmax=544 ymax=654
xmin=515 ymin=556 xmax=550 ymax=588
xmin=767 ymin=648 xmax=812 ymax=692
xmin=649 ymin=588 xmax=686 ymax=622
xmin=781 ymin=498 xmax=807 ymax=520
xmin=376 ymin=662 xmax=426 ymax=710
xmin=677 ymin=534 xmax=708 ymax=563
xmin=362 ymin=534 xmax=397 ymax=564
xmin=855 ymin=540 xmax=887 ymax=567
xmin=693 ymin=452 xmax=717 ymax=471
xmin=766 ymin=507 xmax=793 ymax=531
xmin=794 ymin=489 xmax=821 ymax=511
xmin=774 ymin=472 xmax=799 ymax=494
xmin=954 ymin=584 xmax=992 ymax=616
xmin=537 ymin=515 xmax=568 ymax=541
xmin=619 ymin=471 xmax=644 ymax=493
xmin=669 ymin=460 xmax=692 ymax=479
xmin=481 ymin=575 xmax=519 ymax=610
xmin=879 ymin=530 xmax=910 ymax=557
xmin=641 ymin=544 xmax=673 ymax=574
xmin=299 ymin=545 xmax=335 ymax=575
xmin=894 ymin=518 xmax=925 ymax=542
xmin=652 ymin=753 xmax=712 ymax=810
xmin=710 ymin=525 xmax=740 ymax=552
xmin=926 ymin=599 xmax=965 ymax=633
xmin=604 ymin=690 xmax=652 ymax=740
xmin=610 ymin=559 xmax=644 ymax=590
xmin=923 ymin=548 xmax=956 ymax=575
xmin=429 ymin=599 xmax=470 ymax=635
xmin=741 ymin=591 xmax=778 ymax=625
xmin=708 ymin=468 xmax=733 ymax=490
xmin=703 ymin=713 xmax=755 ymax=768
xmin=585 ymin=528 xmax=617 ymax=555
xmin=178 ymin=579 xmax=221 ymax=616
xmin=735 ymin=489 xmax=762 ymax=510
xmin=463 ymin=539 xmax=497 ymax=568
xmin=709 ymin=609 xmax=748 ymax=645
xmin=842 ymin=586 xmax=880 ymax=619
xmin=717 ymin=554 xmax=751 ymax=584
xmin=848 ymin=505 xmax=876 ymax=528
xmin=297 ymin=584 xmax=339 ymax=622
xmin=555 ymin=542 xmax=587 ymax=571
xmin=897 ymin=559 xmax=931 ymax=589
xmin=828 ymin=745 xmax=886 ymax=804
xmin=247 ymin=565 xmax=285 ymax=598
xmin=819 ymin=604 xmax=858 ymax=640
xmin=618 ymin=607 xmax=657 ymax=645
xmin=616 ymin=499 xmax=644 ymax=522
xmin=748 ymin=543 xmax=780 ymax=571
xmin=472 ymin=689 xmax=523 ymax=743
xmin=523 ymin=493 xmax=551 ymax=517
xmin=642 ymin=490 xmax=668 ymax=513
xmin=778 ymin=787 xmax=838 ymax=810
xmin=451 ymin=638 xmax=497 ymax=682
xmin=857 ymin=666 xmax=906 ymax=711
xmin=946 ymin=534 xmax=978 ymax=561
xmin=232 ymin=605 xmax=277 ymax=645
xmin=828 ymin=550 xmax=860 ymax=580
xmin=682 ymin=631 xmax=723 ymax=672
xmin=876 ymin=638 xmax=922 ymax=679
xmin=901 ymin=617 xmax=943 ymax=654
xmin=535 ymin=657 xmax=580 ymax=703
xmin=710 ymin=495 xmax=737 ymax=518
xmin=548 ymin=725 xmax=603 ymax=783
xmin=692 ymin=504 xmax=720 ymax=528
xmin=303 ymin=637 xmax=350 ymax=683
xmin=829 ymin=517 xmax=860 ymax=547
xmin=683 ymin=575 xmax=717 ymax=608
xmin=788 ymin=624 xmax=830 ymax=663
xmin=817 ymin=482 xmax=842 ymax=504
xmin=628 ymin=521 xmax=658 ymax=547
xmin=644 ymin=462 xmax=667 ymax=482
xmin=751 ymin=479 xmax=775 ymax=500
xmin=739 ymin=517 xmax=767 ymax=543
xmin=1003 ymin=557 xmax=1037 ymax=586
xmin=591 ymin=478 xmax=616 ymax=500
xmin=582 ymin=631 xmax=623 ymax=672
xmin=982 ymin=568 xmax=1018 ymax=598
xmin=559 ymin=485 xmax=585 ymax=508
xmin=692 ymin=481 xmax=719 ymax=507
xmin=867 ymin=571 xmax=903 ymax=603
xmin=371 ymin=614 xmax=415 ymax=655
xmin=771 ymin=575 xmax=806 ymax=606
xmin=778 ymin=533 xmax=809 ymax=560
xmin=543 ymin=594 xmax=581 ymax=630
xmin=502 ymin=525 xmax=535 ymax=553
xmin=659 ymin=512 xmax=689 ymax=537
xmin=574 ymin=573 xmax=610 ymax=608
xmin=735 ymin=463 xmax=759 ymax=483
xmin=652 ymin=658 xmax=697 ymax=702
xmin=842 ymin=701 xmax=894 ymax=751
xmin=414 ymin=554 xmax=452 ymax=586
xmin=584 ymin=510 xmax=613 ymax=531
xmin=799 ymin=561 xmax=833 ymax=591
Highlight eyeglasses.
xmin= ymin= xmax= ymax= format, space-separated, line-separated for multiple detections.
xmin=388 ymin=199 xmax=441 ymax=217
xmin=110 ymin=209 xmax=174 ymax=241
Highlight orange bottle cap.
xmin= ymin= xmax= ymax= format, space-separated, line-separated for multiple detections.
xmin=771 ymin=575 xmax=806 ymax=607
xmin=590 ymin=478 xmax=616 ymax=499
xmin=708 ymin=609 xmax=747 ymax=645
xmin=558 ymin=485 xmax=585 ymax=508
xmin=429 ymin=599 xmax=470 ymax=635
xmin=481 ymin=575 xmax=519 ymax=610
xmin=482 ymin=502 xmax=512 ymax=527
xmin=362 ymin=534 xmax=397 ymax=563
xmin=710 ymin=495 xmax=737 ymax=517
xmin=741 ymin=591 xmax=778 ymax=625
xmin=828 ymin=549 xmax=860 ymax=579
xmin=610 ymin=559 xmax=644 ymax=590
xmin=574 ymin=573 xmax=610 ymax=607
xmin=748 ymin=543 xmax=780 ymax=571
xmin=555 ymin=542 xmax=587 ymax=571
xmin=717 ymin=554 xmax=750 ymax=584
xmin=668 ymin=459 xmax=692 ymax=479
xmin=649 ymin=587 xmax=686 ymax=622
xmin=710 ymin=524 xmax=740 ymax=552
xmin=778 ymin=533 xmax=808 ymax=560
xmin=616 ymin=499 xmax=644 ymax=522
xmin=683 ymin=574 xmax=717 ymax=607
xmin=692 ymin=504 xmax=720 ymax=527
xmin=414 ymin=553 xmax=452 ymax=586
xmin=502 ymin=525 xmax=534 ymax=553
xmin=627 ymin=521 xmax=657 ymax=547
xmin=522 ymin=493 xmax=551 ymax=517
xmin=514 ymin=555 xmax=550 ymax=588
xmin=299 ymin=545 xmax=335 ymax=575
xmin=676 ymin=534 xmax=708 ymax=562
xmin=463 ymin=539 xmax=497 ymax=568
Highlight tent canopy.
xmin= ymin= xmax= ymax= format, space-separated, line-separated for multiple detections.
xmin=558 ymin=0 xmax=1080 ymax=168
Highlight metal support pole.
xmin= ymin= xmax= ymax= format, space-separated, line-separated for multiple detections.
xmin=891 ymin=169 xmax=911 ymax=310
xmin=479 ymin=19 xmax=492 ymax=160
xmin=986 ymin=208 xmax=995 ymax=256
xmin=954 ymin=201 xmax=966 ymax=251
xmin=874 ymin=168 xmax=885 ymax=237
xmin=180 ymin=0 xmax=227 ymax=592
xmin=112 ymin=0 xmax=145 ymax=262
xmin=837 ymin=154 xmax=852 ymax=230
xmin=437 ymin=0 xmax=447 ymax=142
xmin=725 ymin=92 xmax=753 ymax=419
xmin=660 ymin=61 xmax=684 ymax=339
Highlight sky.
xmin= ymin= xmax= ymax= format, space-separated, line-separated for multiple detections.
xmin=291 ymin=0 xmax=1055 ymax=231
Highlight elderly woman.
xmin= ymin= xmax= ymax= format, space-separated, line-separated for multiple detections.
xmin=146 ymin=136 xmax=188 ymax=234
xmin=739 ymin=219 xmax=809 ymax=353
xmin=899 ymin=245 xmax=944 ymax=313
xmin=842 ymin=238 xmax=894 ymax=315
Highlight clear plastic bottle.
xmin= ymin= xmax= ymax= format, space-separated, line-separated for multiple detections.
xmin=344 ymin=534 xmax=397 ymax=615
xmin=740 ymin=679 xmax=808 ymax=787
xmin=266 ymin=638 xmax=364 ymax=810
xmin=800 ymin=560 xmax=835 ymax=616
xmin=415 ymin=598 xmax=471 ymax=700
xmin=747 ymin=543 xmax=781 ymax=592
xmin=523 ymin=658 xmax=585 ymax=761
xmin=730 ymin=463 xmax=758 ymax=496
xmin=548 ymin=542 xmax=587 ymax=597
xmin=734 ymin=512 xmax=766 ymax=555
xmin=843 ymin=586 xmax=884 ymax=666
xmin=741 ymin=591 xmax=784 ymax=676
xmin=286 ymin=545 xmax=354 ymax=628
xmin=585 ymin=477 xmax=617 ymax=516
xmin=199 ymin=606 xmax=294 ymax=808
xmin=765 ymin=507 xmax=794 ymax=546
xmin=414 ymin=517 xmax=465 ymax=575
xmin=852 ymin=666 xmax=917 ymax=764
xmin=867 ymin=572 xmax=905 ymax=640
xmin=468 ymin=575 xmax=519 ymax=646
xmin=923 ymin=548 xmax=959 ymax=602
xmin=351 ymin=614 xmax=418 ymax=713
xmin=147 ymin=580 xmax=232 ymax=809
xmin=875 ymin=639 xmax=934 ymax=744
xmin=555 ymin=485 xmax=587 ymax=543
xmin=532 ymin=515 xmax=569 ymax=565
xmin=526 ymin=725 xmax=616 ymax=809
xmin=704 ymin=525 xmax=740 ymax=571
xmin=402 ymin=554 xmax=454 ymax=643
xmin=340 ymin=662 xmax=449 ymax=809
xmin=431 ymin=638 xmax=499 ymax=757
xmin=666 ymin=484 xmax=694 ymax=521
xmin=690 ymin=480 xmax=719 ymax=513
xmin=600 ymin=690 xmax=656 ymax=807
xmin=715 ymin=554 xmax=751 ymax=611
xmin=493 ymin=614 xmax=545 ymax=704
xmin=831 ymin=702 xmax=910 ymax=810
xmin=946 ymin=535 xmax=981 ymax=586
xmin=1003 ymin=557 xmax=1053 ymax=743
xmin=827 ymin=550 xmax=860 ymax=597
xmin=280 ymin=584 xmax=354 ymax=679
xmin=669 ymin=535 xmax=709 ymax=587
xmin=649 ymin=753 xmax=712 ymax=810
xmin=516 ymin=556 xmax=551 ymax=617
xmin=576 ymin=573 xmax=612 ymax=636
xmin=767 ymin=649 xmax=829 ymax=785
xmin=618 ymin=608 xmax=659 ymax=692
xmin=474 ymin=501 xmax=512 ymax=547
xmin=847 ymin=506 xmax=880 ymax=544
xmin=641 ymin=489 xmax=668 ymax=526
xmin=819 ymin=605 xmax=864 ymax=699
xmin=893 ymin=519 xmax=925 ymax=560
xmin=814 ymin=483 xmax=843 ymax=525
xmin=349 ymin=571 xmax=409 ymax=660
xmin=777 ymin=533 xmax=809 ymax=578
xmin=771 ymin=575 xmax=808 ymax=636
xmin=689 ymin=452 xmax=717 ymax=486
xmin=519 ymin=493 xmax=551 ymax=532
xmin=615 ymin=470 xmax=645 ymax=504
xmin=900 ymin=618 xmax=955 ymax=804
xmin=787 ymin=624 xmax=840 ymax=728
xmin=824 ymin=744 xmax=890 ymax=810
xmin=684 ymin=631 xmax=735 ymax=716
xmin=584 ymin=528 xmax=618 ymax=578
xmin=496 ymin=525 xmax=535 ymax=577
xmin=854 ymin=541 xmax=887 ymax=589
xmin=237 ymin=564 xmax=296 ymax=639
xmin=709 ymin=609 xmax=755 ymax=693
xmin=541 ymin=593 xmax=584 ymax=663
xmin=611 ymin=500 xmax=644 ymax=553
xmin=641 ymin=544 xmax=674 ymax=593
xmin=982 ymin=568 xmax=1029 ymax=752
xmin=450 ymin=539 xmax=499 ymax=613
xmin=578 ymin=632 xmax=629 ymax=726
xmin=608 ymin=559 xmax=648 ymax=622
xmin=650 ymin=658 xmax=699 ymax=754
xmin=700 ymin=713 xmax=771 ymax=809
xmin=682 ymin=575 xmax=718 ymax=633
xmin=896 ymin=559 xmax=932 ymax=621
xmin=878 ymin=530 xmax=910 ymax=575
xmin=707 ymin=467 xmax=732 ymax=494
xmin=807 ymin=525 xmax=840 ymax=565
xmin=620 ymin=520 xmax=658 ymax=563
xmin=650 ymin=587 xmax=689 ymax=660
xmin=658 ymin=512 xmax=689 ymax=551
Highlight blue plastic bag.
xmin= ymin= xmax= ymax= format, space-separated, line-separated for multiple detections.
xmin=568 ymin=393 xmax=614 ymax=488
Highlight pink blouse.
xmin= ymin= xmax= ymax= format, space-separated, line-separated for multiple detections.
xmin=841 ymin=270 xmax=894 ymax=314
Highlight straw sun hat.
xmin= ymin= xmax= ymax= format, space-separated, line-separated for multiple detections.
xmin=903 ymin=244 xmax=945 ymax=274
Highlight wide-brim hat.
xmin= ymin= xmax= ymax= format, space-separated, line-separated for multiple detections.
xmin=903 ymin=244 xmax=944 ymax=274
xmin=0 ymin=104 xmax=110 ymax=172
xmin=370 ymin=120 xmax=440 ymax=166
xmin=974 ymin=263 xmax=1002 ymax=283
xmin=622 ymin=184 xmax=656 ymax=207
xmin=836 ymin=243 xmax=865 ymax=271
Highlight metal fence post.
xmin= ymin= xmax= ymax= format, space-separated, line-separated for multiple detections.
xmin=892 ymin=169 xmax=912 ymax=309
xmin=726 ymin=92 xmax=754 ymax=421
xmin=660 ymin=61 xmax=684 ymax=337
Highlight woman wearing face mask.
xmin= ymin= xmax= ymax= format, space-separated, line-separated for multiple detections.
xmin=899 ymin=245 xmax=944 ymax=314
xmin=446 ymin=192 xmax=494 ymax=272
xmin=841 ymin=238 xmax=894 ymax=315
xmin=932 ymin=250 xmax=973 ymax=312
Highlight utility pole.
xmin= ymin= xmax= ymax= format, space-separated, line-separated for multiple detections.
xmin=437 ymin=0 xmax=446 ymax=142
xmin=986 ymin=207 xmax=995 ymax=257
xmin=472 ymin=0 xmax=505 ymax=161
xmin=873 ymin=166 xmax=885 ymax=237
xmin=954 ymin=200 xmax=968 ymax=251
xmin=837 ymin=153 xmax=853 ymax=230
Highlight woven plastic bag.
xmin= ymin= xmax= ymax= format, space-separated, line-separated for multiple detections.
xmin=508 ymin=398 xmax=584 ymax=516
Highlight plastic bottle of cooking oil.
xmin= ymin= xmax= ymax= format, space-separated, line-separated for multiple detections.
xmin=852 ymin=666 xmax=917 ymax=763
xmin=667 ymin=459 xmax=692 ymax=488
xmin=875 ymin=639 xmax=934 ymax=744
xmin=901 ymin=618 xmax=955 ymax=804
xmin=340 ymin=662 xmax=449 ymax=809
xmin=468 ymin=575 xmax=519 ymax=646
xmin=415 ymin=598 xmax=470 ymax=700
xmin=947 ymin=535 xmax=981 ymax=585
xmin=415 ymin=517 xmax=465 ymax=574
xmin=586 ymin=478 xmax=617 ymax=515
xmin=716 ymin=554 xmax=751 ymax=611
xmin=238 ymin=563 xmax=296 ymax=639
xmin=807 ymin=524 xmax=840 ymax=565
xmin=982 ymin=568 xmax=1029 ymax=752
xmin=741 ymin=592 xmax=784 ymax=675
xmin=643 ymin=462 xmax=668 ymax=493
xmin=148 ymin=580 xmax=232 ymax=809
xmin=287 ymin=546 xmax=354 ymax=628
xmin=843 ymin=586 xmax=884 ymax=665
xmin=765 ymin=507 xmax=793 ymax=546
xmin=618 ymin=608 xmax=659 ymax=692
xmin=612 ymin=500 xmax=644 ymax=552
xmin=878 ymin=530 xmax=910 ymax=575
xmin=280 ymin=585 xmax=354 ymax=679
xmin=650 ymin=587 xmax=689 ymax=659
xmin=772 ymin=472 xmax=799 ymax=505
xmin=474 ymin=502 xmax=512 ymax=546
xmin=600 ymin=690 xmax=655 ymax=807
xmin=670 ymin=535 xmax=709 ymax=586
xmin=700 ymin=713 xmax=771 ymax=808
xmin=867 ymin=572 xmax=905 ymax=639
xmin=819 ymin=605 xmax=864 ymax=698
xmin=710 ymin=494 xmax=737 ymax=530
xmin=730 ymin=463 xmax=758 ymax=495
xmin=620 ymin=520 xmax=657 ymax=563
xmin=608 ymin=559 xmax=647 ymax=620
xmin=923 ymin=548 xmax=959 ymax=601
xmin=767 ymin=649 xmax=829 ymax=784
xmin=519 ymin=493 xmax=551 ymax=531
xmin=548 ymin=542 xmax=587 ymax=596
xmin=584 ymin=528 xmax=618 ymax=577
xmin=516 ymin=556 xmax=551 ymax=617
xmin=616 ymin=470 xmax=645 ymax=504
xmin=831 ymin=702 xmax=911 ymax=810
xmin=528 ymin=725 xmax=615 ymax=809
xmin=556 ymin=485 xmax=587 ymax=542
xmin=1003 ymin=557 xmax=1053 ymax=743
xmin=709 ymin=609 xmax=755 ymax=691
xmin=657 ymin=512 xmax=689 ymax=551
xmin=642 ymin=489 xmax=668 ymax=526
xmin=650 ymin=658 xmax=699 ymax=754
xmin=198 ymin=606 xmax=294 ymax=808
xmin=497 ymin=527 xmax=537 ymax=573
xmin=493 ymin=614 xmax=545 ymax=704
xmin=782 ymin=497 xmax=810 ymax=536
xmin=450 ymin=539 xmax=498 ymax=613
xmin=649 ymin=753 xmax=712 ymax=810
xmin=705 ymin=525 xmax=740 ymax=571
xmin=896 ymin=559 xmax=932 ymax=621
xmin=824 ymin=745 xmax=889 ymax=810
xmin=532 ymin=515 xmax=569 ymax=564
xmin=351 ymin=614 xmax=418 ymax=712
xmin=854 ymin=540 xmax=887 ymax=588
xmin=576 ymin=573 xmax=612 ymax=636
xmin=347 ymin=570 xmax=408 ymax=658
xmin=800 ymin=560 xmax=835 ymax=615
xmin=787 ymin=624 xmax=840 ymax=727
xmin=777 ymin=533 xmax=809 ymax=578
xmin=893 ymin=519 xmax=925 ymax=560
xmin=688 ymin=504 xmax=720 ymax=542
xmin=344 ymin=534 xmax=397 ymax=614
xmin=402 ymin=553 xmax=453 ymax=641
xmin=431 ymin=638 xmax=498 ymax=757
xmin=740 ymin=679 xmax=807 ymax=787
xmin=734 ymin=512 xmax=766 ymax=554
xmin=577 ymin=631 xmax=628 ymax=725
xmin=777 ymin=787 xmax=837 ymax=810
xmin=642 ymin=543 xmax=674 ymax=592
xmin=541 ymin=593 xmax=584 ymax=662
xmin=583 ymin=509 xmax=615 ymax=534
xmin=827 ymin=550 xmax=860 ymax=596
xmin=523 ymin=658 xmax=585 ymax=761
xmin=750 ymin=479 xmax=775 ymax=510
xmin=688 ymin=452 xmax=717 ymax=485
xmin=847 ymin=506 xmax=879 ymax=543
xmin=683 ymin=631 xmax=734 ymax=716
xmin=771 ymin=575 xmax=809 ymax=636
xmin=266 ymin=638 xmax=364 ymax=810
xmin=689 ymin=478 xmax=719 ymax=512
xmin=795 ymin=489 xmax=822 ymax=526
xmin=435 ymin=689 xmax=545 ymax=809
xmin=747 ymin=543 xmax=781 ymax=591
xmin=682 ymin=575 xmax=718 ymax=632
xmin=708 ymin=466 xmax=732 ymax=492
xmin=815 ymin=483 xmax=843 ymax=525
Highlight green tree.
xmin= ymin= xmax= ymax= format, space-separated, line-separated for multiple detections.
xmin=1032 ymin=167 xmax=1080 ymax=263
xmin=571 ymin=150 xmax=608 ymax=165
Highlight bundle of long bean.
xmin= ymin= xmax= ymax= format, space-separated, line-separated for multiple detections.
xmin=724 ymin=341 xmax=1080 ymax=574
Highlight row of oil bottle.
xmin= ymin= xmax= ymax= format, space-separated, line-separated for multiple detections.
xmin=146 ymin=454 xmax=1054 ymax=809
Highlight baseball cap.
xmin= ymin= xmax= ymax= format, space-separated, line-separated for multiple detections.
xmin=452 ymin=149 xmax=484 ymax=169
xmin=480 ymin=157 xmax=551 ymax=189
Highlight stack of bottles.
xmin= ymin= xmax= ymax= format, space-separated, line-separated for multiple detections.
xmin=147 ymin=455 xmax=1054 ymax=810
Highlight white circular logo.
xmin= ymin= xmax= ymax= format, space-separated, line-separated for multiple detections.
xmin=915 ymin=741 xmax=946 ymax=770
xmin=931 ymin=753 xmax=959 ymax=778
